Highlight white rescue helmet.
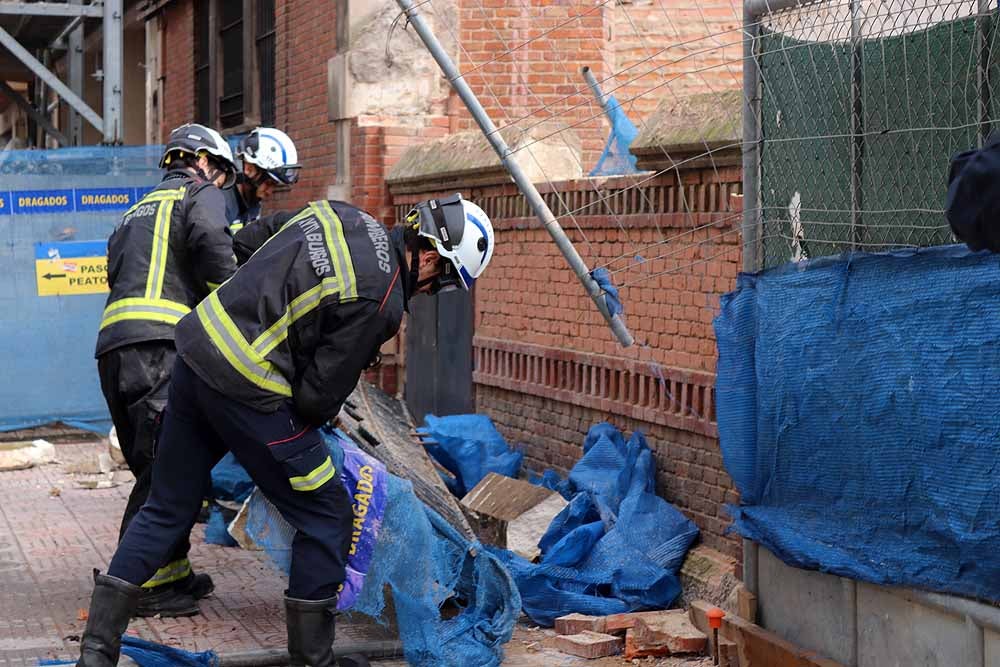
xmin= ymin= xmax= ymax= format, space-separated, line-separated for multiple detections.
xmin=238 ymin=127 xmax=301 ymax=186
xmin=160 ymin=123 xmax=237 ymax=189
xmin=409 ymin=194 xmax=494 ymax=292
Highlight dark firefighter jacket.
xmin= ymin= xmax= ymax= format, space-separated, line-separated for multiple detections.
xmin=223 ymin=184 xmax=261 ymax=235
xmin=95 ymin=170 xmax=237 ymax=357
xmin=175 ymin=200 xmax=407 ymax=426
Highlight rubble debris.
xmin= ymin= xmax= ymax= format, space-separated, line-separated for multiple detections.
xmin=460 ymin=472 xmax=565 ymax=558
xmin=505 ymin=491 xmax=568 ymax=562
xmin=552 ymin=630 xmax=623 ymax=659
xmin=604 ymin=610 xmax=679 ymax=634
xmin=628 ymin=611 xmax=707 ymax=656
xmin=67 ymin=450 xmax=115 ymax=475
xmin=74 ymin=476 xmax=118 ymax=489
xmin=338 ymin=382 xmax=476 ymax=539
xmin=679 ymin=546 xmax=740 ymax=611
xmin=108 ymin=427 xmax=127 ymax=467
xmin=554 ymin=613 xmax=606 ymax=635
xmin=0 ymin=439 xmax=55 ymax=471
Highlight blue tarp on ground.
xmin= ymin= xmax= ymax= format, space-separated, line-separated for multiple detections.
xmin=418 ymin=414 xmax=523 ymax=496
xmin=495 ymin=423 xmax=699 ymax=626
xmin=714 ymin=244 xmax=1000 ymax=603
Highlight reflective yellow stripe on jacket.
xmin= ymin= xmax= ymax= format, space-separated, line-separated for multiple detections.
xmin=196 ymin=291 xmax=292 ymax=396
xmin=144 ymin=188 xmax=185 ymax=300
xmin=100 ymin=297 xmax=191 ymax=330
xmin=101 ymin=188 xmax=187 ymax=330
xmin=250 ymin=202 xmax=360 ymax=357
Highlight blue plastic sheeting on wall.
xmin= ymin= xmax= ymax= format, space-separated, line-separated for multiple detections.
xmin=590 ymin=96 xmax=640 ymax=177
xmin=714 ymin=245 xmax=1000 ymax=603
xmin=418 ymin=414 xmax=523 ymax=496
xmin=0 ymin=146 xmax=163 ymax=432
xmin=497 ymin=423 xmax=699 ymax=627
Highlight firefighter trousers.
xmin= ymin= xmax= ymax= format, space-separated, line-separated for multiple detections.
xmin=98 ymin=342 xmax=194 ymax=587
xmin=108 ymin=357 xmax=352 ymax=600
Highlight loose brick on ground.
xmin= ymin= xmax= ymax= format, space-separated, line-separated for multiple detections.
xmin=555 ymin=613 xmax=606 ymax=635
xmin=552 ymin=631 xmax=624 ymax=659
xmin=604 ymin=609 xmax=685 ymax=634
xmin=632 ymin=611 xmax=707 ymax=654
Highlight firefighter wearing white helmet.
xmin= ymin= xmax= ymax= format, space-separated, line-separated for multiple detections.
xmin=227 ymin=127 xmax=301 ymax=233
xmin=404 ymin=193 xmax=495 ymax=294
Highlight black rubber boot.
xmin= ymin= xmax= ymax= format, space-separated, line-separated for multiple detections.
xmin=134 ymin=585 xmax=199 ymax=618
xmin=338 ymin=654 xmax=370 ymax=667
xmin=174 ymin=572 xmax=215 ymax=600
xmin=285 ymin=595 xmax=338 ymax=667
xmin=77 ymin=570 xmax=140 ymax=667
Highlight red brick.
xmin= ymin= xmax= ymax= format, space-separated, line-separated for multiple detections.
xmin=624 ymin=628 xmax=671 ymax=660
xmin=554 ymin=613 xmax=606 ymax=635
xmin=631 ymin=611 xmax=708 ymax=655
xmin=552 ymin=631 xmax=623 ymax=659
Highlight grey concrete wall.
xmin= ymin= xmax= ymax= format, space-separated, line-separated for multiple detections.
xmin=754 ymin=544 xmax=1000 ymax=667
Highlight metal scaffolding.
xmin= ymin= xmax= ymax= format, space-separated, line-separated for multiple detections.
xmin=0 ymin=0 xmax=122 ymax=145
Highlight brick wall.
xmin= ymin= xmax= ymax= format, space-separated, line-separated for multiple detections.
xmin=391 ymin=164 xmax=745 ymax=558
xmin=456 ymin=0 xmax=614 ymax=166
xmin=610 ymin=0 xmax=743 ymax=121
xmin=267 ymin=0 xmax=341 ymax=210
xmin=159 ymin=1 xmax=195 ymax=138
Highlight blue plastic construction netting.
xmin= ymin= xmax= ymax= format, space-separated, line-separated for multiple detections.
xmin=590 ymin=95 xmax=640 ymax=177
xmin=0 ymin=145 xmax=163 ymax=432
xmin=496 ymin=423 xmax=700 ymax=627
xmin=243 ymin=428 xmax=521 ymax=667
xmin=714 ymin=244 xmax=1000 ymax=603
xmin=418 ymin=414 xmax=523 ymax=496
xmin=41 ymin=636 xmax=217 ymax=666
xmin=43 ymin=428 xmax=521 ymax=667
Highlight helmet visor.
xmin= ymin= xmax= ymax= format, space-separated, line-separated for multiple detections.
xmin=266 ymin=165 xmax=301 ymax=186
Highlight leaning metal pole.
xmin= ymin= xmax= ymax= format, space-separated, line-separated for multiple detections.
xmin=395 ymin=0 xmax=634 ymax=348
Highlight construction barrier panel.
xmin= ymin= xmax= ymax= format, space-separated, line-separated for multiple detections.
xmin=0 ymin=146 xmax=162 ymax=431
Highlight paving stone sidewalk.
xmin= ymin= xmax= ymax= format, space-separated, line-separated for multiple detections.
xmin=0 ymin=440 xmax=401 ymax=667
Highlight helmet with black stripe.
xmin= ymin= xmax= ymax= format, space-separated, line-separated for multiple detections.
xmin=160 ymin=123 xmax=237 ymax=189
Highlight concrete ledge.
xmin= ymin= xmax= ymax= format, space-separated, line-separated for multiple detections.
xmin=386 ymin=121 xmax=583 ymax=193
xmin=630 ymin=89 xmax=742 ymax=172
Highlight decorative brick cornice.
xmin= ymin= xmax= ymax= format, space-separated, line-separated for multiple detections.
xmin=473 ymin=337 xmax=717 ymax=437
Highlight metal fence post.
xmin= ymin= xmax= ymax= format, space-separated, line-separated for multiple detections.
xmin=394 ymin=0 xmax=634 ymax=348
xmin=742 ymin=2 xmax=762 ymax=273
xmin=850 ymin=0 xmax=864 ymax=250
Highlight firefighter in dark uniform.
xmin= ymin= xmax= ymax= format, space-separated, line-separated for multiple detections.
xmin=224 ymin=127 xmax=301 ymax=234
xmin=95 ymin=123 xmax=239 ymax=619
xmin=75 ymin=194 xmax=495 ymax=667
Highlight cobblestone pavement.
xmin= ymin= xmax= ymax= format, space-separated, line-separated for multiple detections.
xmin=0 ymin=440 xmax=402 ymax=667
xmin=0 ymin=440 xmax=709 ymax=667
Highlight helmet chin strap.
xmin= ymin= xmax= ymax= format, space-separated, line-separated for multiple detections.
xmin=237 ymin=172 xmax=262 ymax=207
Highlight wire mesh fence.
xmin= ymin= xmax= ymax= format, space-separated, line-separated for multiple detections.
xmin=391 ymin=0 xmax=990 ymax=359
xmin=756 ymin=0 xmax=991 ymax=269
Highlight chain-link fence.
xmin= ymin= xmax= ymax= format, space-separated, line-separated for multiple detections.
xmin=750 ymin=0 xmax=993 ymax=269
